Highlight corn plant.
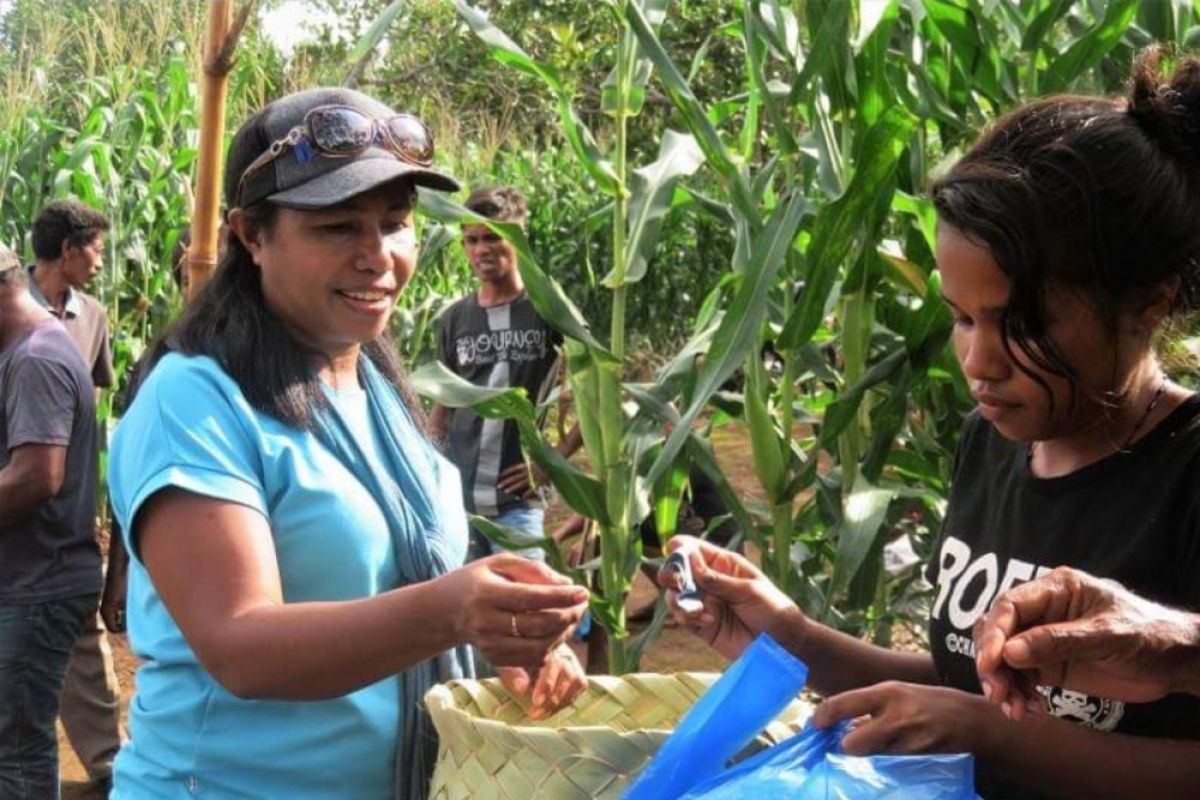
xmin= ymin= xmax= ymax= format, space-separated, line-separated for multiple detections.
xmin=636 ymin=0 xmax=1200 ymax=642
xmin=410 ymin=0 xmax=811 ymax=675
xmin=412 ymin=0 xmax=1200 ymax=672
xmin=6 ymin=0 xmax=1197 ymax=662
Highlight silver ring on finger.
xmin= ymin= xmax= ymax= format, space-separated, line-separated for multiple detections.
xmin=510 ymin=613 xmax=522 ymax=638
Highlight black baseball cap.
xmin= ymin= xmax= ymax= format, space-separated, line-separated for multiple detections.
xmin=225 ymin=87 xmax=460 ymax=210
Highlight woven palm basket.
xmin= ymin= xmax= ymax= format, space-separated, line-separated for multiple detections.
xmin=425 ymin=672 xmax=812 ymax=800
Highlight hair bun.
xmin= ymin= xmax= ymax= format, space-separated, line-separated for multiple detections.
xmin=1127 ymin=47 xmax=1200 ymax=171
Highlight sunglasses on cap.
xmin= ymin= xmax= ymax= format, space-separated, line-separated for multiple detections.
xmin=235 ymin=104 xmax=434 ymax=206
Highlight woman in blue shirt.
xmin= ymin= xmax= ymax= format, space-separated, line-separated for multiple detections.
xmin=107 ymin=88 xmax=588 ymax=800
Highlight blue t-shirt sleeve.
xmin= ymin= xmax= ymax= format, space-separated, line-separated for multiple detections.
xmin=109 ymin=355 xmax=268 ymax=559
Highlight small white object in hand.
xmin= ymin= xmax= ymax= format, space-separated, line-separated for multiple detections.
xmin=663 ymin=545 xmax=703 ymax=614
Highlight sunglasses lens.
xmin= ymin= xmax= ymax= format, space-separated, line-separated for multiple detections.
xmin=386 ymin=115 xmax=433 ymax=164
xmin=308 ymin=107 xmax=374 ymax=155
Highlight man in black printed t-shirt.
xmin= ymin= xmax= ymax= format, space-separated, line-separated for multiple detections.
xmin=430 ymin=186 xmax=581 ymax=562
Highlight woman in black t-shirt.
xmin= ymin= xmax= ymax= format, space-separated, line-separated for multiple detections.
xmin=662 ymin=49 xmax=1200 ymax=800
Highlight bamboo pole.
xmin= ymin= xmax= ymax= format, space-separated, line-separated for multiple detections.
xmin=188 ymin=0 xmax=254 ymax=300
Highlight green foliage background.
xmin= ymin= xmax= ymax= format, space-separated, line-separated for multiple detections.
xmin=3 ymin=0 xmax=1199 ymax=668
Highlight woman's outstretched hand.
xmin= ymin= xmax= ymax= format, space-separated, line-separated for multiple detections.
xmin=448 ymin=554 xmax=589 ymax=669
xmin=497 ymin=643 xmax=588 ymax=720
xmin=658 ymin=535 xmax=805 ymax=661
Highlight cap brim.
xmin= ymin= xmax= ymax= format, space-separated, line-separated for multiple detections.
xmin=268 ymin=156 xmax=460 ymax=209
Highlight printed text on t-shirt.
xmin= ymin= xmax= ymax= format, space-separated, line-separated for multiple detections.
xmin=454 ymin=329 xmax=551 ymax=367
xmin=932 ymin=535 xmax=1054 ymax=635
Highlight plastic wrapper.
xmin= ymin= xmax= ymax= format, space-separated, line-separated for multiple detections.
xmin=681 ymin=721 xmax=982 ymax=800
xmin=621 ymin=633 xmax=810 ymax=800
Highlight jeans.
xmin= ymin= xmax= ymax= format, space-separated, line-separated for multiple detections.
xmin=0 ymin=593 xmax=99 ymax=800
xmin=467 ymin=504 xmax=546 ymax=563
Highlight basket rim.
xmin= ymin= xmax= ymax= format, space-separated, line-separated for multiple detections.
xmin=425 ymin=671 xmax=726 ymax=737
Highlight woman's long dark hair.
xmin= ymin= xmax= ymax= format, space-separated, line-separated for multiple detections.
xmin=134 ymin=200 xmax=425 ymax=431
xmin=932 ymin=47 xmax=1200 ymax=400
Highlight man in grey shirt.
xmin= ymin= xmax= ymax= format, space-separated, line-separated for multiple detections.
xmin=28 ymin=199 xmax=123 ymax=798
xmin=28 ymin=200 xmax=115 ymax=390
xmin=0 ymin=241 xmax=103 ymax=799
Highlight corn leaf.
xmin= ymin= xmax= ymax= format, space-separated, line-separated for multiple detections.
xmin=818 ymin=348 xmax=908 ymax=448
xmin=469 ymin=515 xmax=573 ymax=578
xmin=743 ymin=6 xmax=798 ymax=156
xmin=854 ymin=0 xmax=900 ymax=127
xmin=829 ymin=485 xmax=897 ymax=602
xmin=410 ymin=361 xmax=610 ymax=523
xmin=624 ymin=0 xmax=758 ymax=227
xmin=924 ymin=0 xmax=1005 ymax=102
xmin=564 ymin=340 xmax=608 ymax=481
xmin=611 ymin=129 xmax=705 ymax=287
xmin=685 ymin=433 xmax=760 ymax=547
xmin=856 ymin=0 xmax=896 ymax=50
xmin=1136 ymin=0 xmax=1191 ymax=44
xmin=792 ymin=0 xmax=853 ymax=102
xmin=646 ymin=191 xmax=810 ymax=487
xmin=409 ymin=360 xmax=536 ymax=418
xmin=556 ymin=96 xmax=622 ymax=196
xmin=601 ymin=0 xmax=669 ymax=117
xmin=454 ymin=0 xmax=619 ymax=192
xmin=745 ymin=347 xmax=787 ymax=501
xmin=342 ymin=0 xmax=406 ymax=87
xmin=1042 ymin=0 xmax=1139 ymax=93
xmin=861 ymin=369 xmax=913 ymax=483
xmin=1021 ymin=0 xmax=1073 ymax=52
xmin=625 ymin=598 xmax=673 ymax=669
xmin=453 ymin=0 xmax=564 ymax=91
xmin=780 ymin=105 xmax=917 ymax=350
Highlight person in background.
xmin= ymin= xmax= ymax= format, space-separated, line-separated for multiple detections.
xmin=975 ymin=566 xmax=1200 ymax=711
xmin=663 ymin=48 xmax=1200 ymax=800
xmin=28 ymin=201 xmax=114 ymax=392
xmin=27 ymin=199 xmax=124 ymax=799
xmin=429 ymin=186 xmax=582 ymax=564
xmin=0 ymin=240 xmax=103 ymax=800
xmin=106 ymin=87 xmax=588 ymax=800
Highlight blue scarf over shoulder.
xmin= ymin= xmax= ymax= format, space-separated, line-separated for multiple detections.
xmin=313 ymin=355 xmax=473 ymax=800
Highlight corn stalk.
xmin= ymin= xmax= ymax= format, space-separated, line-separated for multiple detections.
xmin=414 ymin=0 xmax=811 ymax=675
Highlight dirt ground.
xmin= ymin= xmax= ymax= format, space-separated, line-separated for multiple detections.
xmin=56 ymin=422 xmax=765 ymax=797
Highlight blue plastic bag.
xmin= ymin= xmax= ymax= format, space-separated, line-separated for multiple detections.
xmin=621 ymin=633 xmax=810 ymax=800
xmin=680 ymin=720 xmax=983 ymax=800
